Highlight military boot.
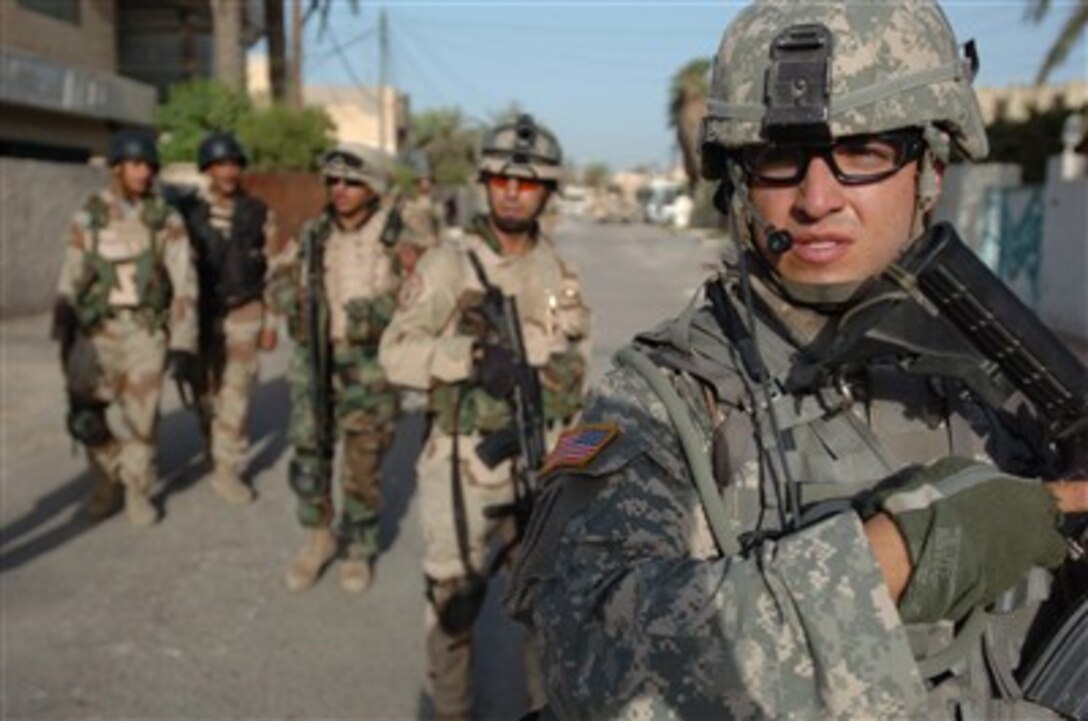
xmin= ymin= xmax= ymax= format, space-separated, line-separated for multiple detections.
xmin=283 ymin=527 xmax=337 ymax=592
xmin=124 ymin=487 xmax=159 ymax=527
xmin=84 ymin=468 xmax=122 ymax=521
xmin=339 ymin=557 xmax=373 ymax=594
xmin=209 ymin=469 xmax=255 ymax=506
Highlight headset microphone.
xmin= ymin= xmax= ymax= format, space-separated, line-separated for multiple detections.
xmin=738 ymin=190 xmax=794 ymax=255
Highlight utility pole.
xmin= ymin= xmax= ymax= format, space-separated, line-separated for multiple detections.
xmin=378 ymin=8 xmax=389 ymax=153
xmin=289 ymin=0 xmax=303 ymax=109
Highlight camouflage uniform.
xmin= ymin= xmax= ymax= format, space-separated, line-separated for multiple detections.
xmin=55 ymin=180 xmax=197 ymax=525
xmin=380 ymin=116 xmax=589 ymax=719
xmin=179 ymin=183 xmax=278 ymax=504
xmin=507 ymin=3 xmax=1076 ymax=719
xmin=270 ymin=145 xmax=402 ymax=590
xmin=399 ymin=191 xmax=445 ymax=254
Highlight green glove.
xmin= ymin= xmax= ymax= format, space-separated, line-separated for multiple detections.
xmin=861 ymin=457 xmax=1067 ymax=625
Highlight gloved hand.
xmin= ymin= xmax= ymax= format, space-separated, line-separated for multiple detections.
xmin=858 ymin=457 xmax=1068 ymax=625
xmin=167 ymin=350 xmax=200 ymax=383
xmin=475 ymin=343 xmax=517 ymax=398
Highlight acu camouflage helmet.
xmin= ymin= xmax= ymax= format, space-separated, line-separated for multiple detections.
xmin=700 ymin=0 xmax=989 ymax=179
xmin=478 ymin=114 xmax=563 ymax=185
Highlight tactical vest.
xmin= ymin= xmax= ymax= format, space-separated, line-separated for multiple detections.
xmin=625 ymin=271 xmax=1062 ymax=719
xmin=179 ymin=193 xmax=268 ymax=313
xmin=73 ymin=193 xmax=172 ymax=331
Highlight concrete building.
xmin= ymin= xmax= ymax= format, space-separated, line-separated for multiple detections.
xmin=247 ymin=54 xmax=407 ymax=155
xmin=1 ymin=0 xmax=265 ymax=161
xmin=976 ymin=80 xmax=1087 ymax=124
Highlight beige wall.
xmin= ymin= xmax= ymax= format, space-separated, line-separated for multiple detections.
xmin=976 ymin=81 xmax=1088 ymax=124
xmin=1 ymin=0 xmax=116 ymax=71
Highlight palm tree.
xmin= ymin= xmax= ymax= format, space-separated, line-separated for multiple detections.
xmin=1027 ymin=0 xmax=1088 ymax=84
xmin=668 ymin=58 xmax=711 ymax=190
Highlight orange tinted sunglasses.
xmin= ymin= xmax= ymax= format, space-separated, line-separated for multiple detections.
xmin=485 ymin=174 xmax=544 ymax=193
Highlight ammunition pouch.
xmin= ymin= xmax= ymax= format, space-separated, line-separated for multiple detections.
xmin=541 ymin=349 xmax=586 ymax=422
xmin=72 ymin=255 xmax=117 ymax=331
xmin=289 ymin=457 xmax=329 ymax=498
xmin=426 ymin=574 xmax=488 ymax=636
xmin=431 ymin=383 xmax=511 ymax=436
xmin=66 ymin=398 xmax=110 ymax=446
xmin=344 ymin=298 xmax=386 ymax=345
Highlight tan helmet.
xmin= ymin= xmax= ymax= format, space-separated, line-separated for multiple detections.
xmin=700 ymin=0 xmax=989 ymax=179
xmin=478 ymin=114 xmax=563 ymax=185
xmin=319 ymin=143 xmax=390 ymax=194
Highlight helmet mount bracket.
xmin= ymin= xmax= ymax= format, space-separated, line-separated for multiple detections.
xmin=764 ymin=23 xmax=834 ymax=144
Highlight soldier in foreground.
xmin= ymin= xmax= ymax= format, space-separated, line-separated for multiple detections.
xmin=508 ymin=2 xmax=1088 ymax=719
xmin=175 ymin=132 xmax=279 ymax=505
xmin=52 ymin=129 xmax=198 ymax=526
xmin=380 ymin=115 xmax=590 ymax=721
xmin=270 ymin=145 xmax=402 ymax=594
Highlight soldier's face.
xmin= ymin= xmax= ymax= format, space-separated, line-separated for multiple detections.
xmin=486 ymin=174 xmax=549 ymax=227
xmin=207 ymin=160 xmax=243 ymax=196
xmin=749 ymin=154 xmax=936 ymax=285
xmin=326 ymin=176 xmax=376 ymax=217
xmin=115 ymin=160 xmax=154 ymax=197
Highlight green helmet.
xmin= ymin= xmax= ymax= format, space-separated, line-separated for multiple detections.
xmin=700 ymin=0 xmax=989 ymax=179
xmin=478 ymin=114 xmax=563 ymax=185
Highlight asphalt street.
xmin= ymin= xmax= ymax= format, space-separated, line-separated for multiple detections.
xmin=1 ymin=218 xmax=720 ymax=721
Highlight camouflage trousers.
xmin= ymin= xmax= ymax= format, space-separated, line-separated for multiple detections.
xmin=65 ymin=311 xmax=167 ymax=495
xmin=197 ymin=302 xmax=263 ymax=479
xmin=287 ymin=342 xmax=397 ymax=559
xmin=417 ymin=428 xmax=554 ymax=717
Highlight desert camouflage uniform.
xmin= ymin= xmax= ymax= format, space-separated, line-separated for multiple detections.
xmin=272 ymin=206 xmax=401 ymax=559
xmin=379 ymin=214 xmax=590 ymax=719
xmin=183 ymin=187 xmax=280 ymax=489
xmin=56 ymin=183 xmax=197 ymax=517
xmin=399 ymin=191 xmax=445 ymax=253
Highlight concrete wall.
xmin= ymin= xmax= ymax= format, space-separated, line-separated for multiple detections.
xmin=933 ymin=162 xmax=1022 ymax=258
xmin=1037 ymin=175 xmax=1088 ymax=342
xmin=1 ymin=0 xmax=116 ymax=72
xmin=1 ymin=158 xmax=106 ymax=317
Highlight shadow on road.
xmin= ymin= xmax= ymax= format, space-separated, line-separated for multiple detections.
xmin=0 ymin=377 xmax=291 ymax=574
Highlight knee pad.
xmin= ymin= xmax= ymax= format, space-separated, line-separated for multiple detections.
xmin=288 ymin=457 xmax=329 ymax=498
xmin=425 ymin=574 xmax=487 ymax=636
xmin=66 ymin=399 xmax=110 ymax=446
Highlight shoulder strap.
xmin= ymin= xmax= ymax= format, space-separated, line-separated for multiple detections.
xmin=614 ymin=345 xmax=737 ymax=556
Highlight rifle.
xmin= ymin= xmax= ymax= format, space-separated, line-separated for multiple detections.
xmin=465 ymin=252 xmax=548 ymax=539
xmin=379 ymin=193 xmax=405 ymax=248
xmin=304 ymin=223 xmax=335 ymax=491
xmin=892 ymin=222 xmax=1088 ymax=720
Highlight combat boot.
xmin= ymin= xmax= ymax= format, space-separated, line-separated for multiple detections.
xmin=83 ymin=470 xmax=122 ymax=521
xmin=339 ymin=558 xmax=373 ymax=594
xmin=283 ymin=527 xmax=337 ymax=592
xmin=209 ymin=470 xmax=255 ymax=506
xmin=124 ymin=488 xmax=159 ymax=527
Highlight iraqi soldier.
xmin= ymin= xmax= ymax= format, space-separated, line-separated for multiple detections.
xmin=174 ymin=131 xmax=279 ymax=505
xmin=507 ymin=2 xmax=1088 ymax=719
xmin=379 ymin=114 xmax=591 ymax=721
xmin=269 ymin=144 xmax=402 ymax=594
xmin=52 ymin=129 xmax=198 ymax=526
xmin=396 ymin=151 xmax=445 ymax=276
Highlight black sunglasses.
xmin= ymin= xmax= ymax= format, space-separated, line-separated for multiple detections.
xmin=740 ymin=130 xmax=925 ymax=186
xmin=325 ymin=176 xmax=366 ymax=188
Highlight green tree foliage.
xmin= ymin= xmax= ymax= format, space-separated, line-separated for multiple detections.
xmin=582 ymin=162 xmax=611 ymax=188
xmin=986 ymin=103 xmax=1087 ymax=183
xmin=409 ymin=107 xmax=481 ymax=186
xmin=668 ymin=58 xmax=711 ymax=189
xmin=155 ymin=79 xmax=334 ymax=171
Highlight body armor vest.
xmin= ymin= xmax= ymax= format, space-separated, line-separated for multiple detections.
xmin=632 ymin=271 xmax=1062 ymax=719
xmin=75 ymin=194 xmax=172 ymax=330
xmin=179 ymin=193 xmax=268 ymax=313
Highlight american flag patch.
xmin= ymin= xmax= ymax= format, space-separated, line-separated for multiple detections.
xmin=540 ymin=423 xmax=620 ymax=476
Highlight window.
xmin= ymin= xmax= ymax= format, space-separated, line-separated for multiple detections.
xmin=17 ymin=0 xmax=80 ymax=24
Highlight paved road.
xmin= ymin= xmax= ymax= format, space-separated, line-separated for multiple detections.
xmin=1 ymin=218 xmax=719 ymax=720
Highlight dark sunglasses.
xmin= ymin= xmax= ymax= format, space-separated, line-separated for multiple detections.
xmin=325 ymin=176 xmax=367 ymax=188
xmin=740 ymin=130 xmax=925 ymax=186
